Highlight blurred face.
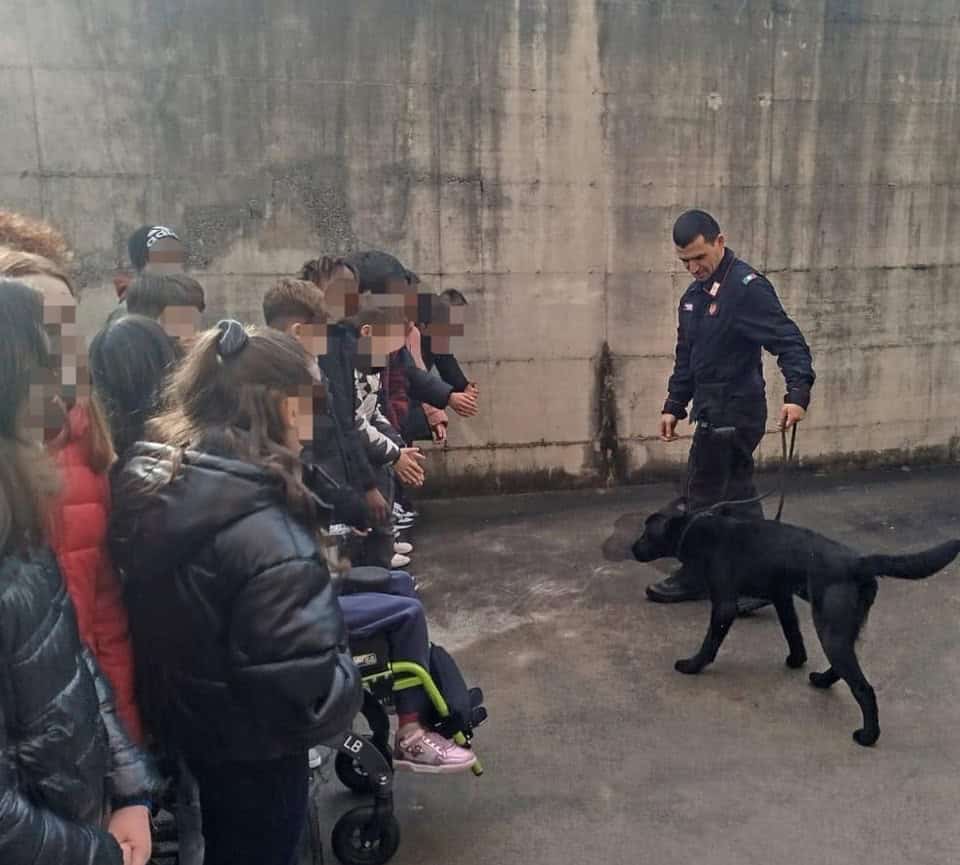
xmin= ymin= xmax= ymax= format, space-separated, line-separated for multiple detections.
xmin=356 ymin=322 xmax=406 ymax=367
xmin=677 ymin=233 xmax=725 ymax=282
xmin=159 ymin=304 xmax=202 ymax=342
xmin=25 ymin=378 xmax=67 ymax=445
xmin=280 ymin=360 xmax=322 ymax=451
xmin=287 ymin=321 xmax=328 ymax=357
xmin=313 ymin=264 xmax=359 ymax=322
xmin=422 ymin=302 xmax=465 ymax=354
xmin=23 ymin=274 xmax=88 ymax=445
xmin=145 ymin=235 xmax=186 ymax=274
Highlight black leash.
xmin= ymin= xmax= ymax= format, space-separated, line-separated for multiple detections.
xmin=702 ymin=424 xmax=798 ymax=519
xmin=677 ymin=424 xmax=799 ymax=558
xmin=773 ymin=424 xmax=797 ymax=522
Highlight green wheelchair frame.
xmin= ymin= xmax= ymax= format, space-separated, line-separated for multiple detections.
xmin=363 ymin=659 xmax=485 ymax=776
xmin=308 ymin=637 xmax=484 ymax=865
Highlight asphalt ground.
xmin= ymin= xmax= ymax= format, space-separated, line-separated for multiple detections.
xmin=316 ymin=465 xmax=960 ymax=865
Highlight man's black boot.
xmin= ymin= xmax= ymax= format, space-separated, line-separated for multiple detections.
xmin=646 ymin=567 xmax=708 ymax=603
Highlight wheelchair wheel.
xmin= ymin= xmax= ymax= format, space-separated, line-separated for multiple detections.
xmin=335 ymin=737 xmax=392 ymax=795
xmin=331 ymin=805 xmax=400 ymax=865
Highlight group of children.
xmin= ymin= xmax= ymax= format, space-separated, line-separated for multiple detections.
xmin=0 ymin=211 xmax=481 ymax=865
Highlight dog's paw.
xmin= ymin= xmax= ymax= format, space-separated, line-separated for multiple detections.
xmin=809 ymin=671 xmax=835 ymax=689
xmin=853 ymin=728 xmax=879 ymax=747
xmin=785 ymin=652 xmax=807 ymax=669
xmin=674 ymin=658 xmax=702 ymax=675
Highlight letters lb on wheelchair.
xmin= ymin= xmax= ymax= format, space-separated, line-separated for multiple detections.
xmin=305 ymin=635 xmax=488 ymax=865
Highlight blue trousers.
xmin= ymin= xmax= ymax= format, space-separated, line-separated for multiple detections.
xmin=338 ymin=571 xmax=429 ymax=716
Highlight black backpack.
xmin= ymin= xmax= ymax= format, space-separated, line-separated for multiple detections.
xmin=424 ymin=644 xmax=487 ymax=741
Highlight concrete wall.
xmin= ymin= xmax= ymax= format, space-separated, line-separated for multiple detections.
xmin=4 ymin=0 xmax=960 ymax=493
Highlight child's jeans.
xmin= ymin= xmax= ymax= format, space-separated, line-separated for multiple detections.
xmin=188 ymin=752 xmax=308 ymax=865
xmin=338 ymin=571 xmax=430 ymax=717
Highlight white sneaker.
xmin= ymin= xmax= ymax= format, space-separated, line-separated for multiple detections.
xmin=394 ymin=541 xmax=413 ymax=555
xmin=391 ymin=553 xmax=411 ymax=568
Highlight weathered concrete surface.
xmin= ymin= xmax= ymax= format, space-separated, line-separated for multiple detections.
xmin=3 ymin=1 xmax=960 ymax=490
xmin=315 ymin=465 xmax=960 ymax=864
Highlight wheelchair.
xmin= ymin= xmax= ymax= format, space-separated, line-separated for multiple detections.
xmin=148 ymin=562 xmax=487 ymax=865
xmin=302 ymin=634 xmax=487 ymax=865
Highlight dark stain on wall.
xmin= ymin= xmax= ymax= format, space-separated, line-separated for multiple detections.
xmin=596 ymin=341 xmax=625 ymax=485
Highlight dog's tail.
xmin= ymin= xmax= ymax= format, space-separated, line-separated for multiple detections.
xmin=858 ymin=540 xmax=960 ymax=580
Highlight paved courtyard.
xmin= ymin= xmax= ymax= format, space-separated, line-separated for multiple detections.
xmin=319 ymin=465 xmax=960 ymax=865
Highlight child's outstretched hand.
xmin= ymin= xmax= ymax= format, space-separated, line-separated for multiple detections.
xmin=449 ymin=391 xmax=478 ymax=417
xmin=395 ymin=447 xmax=426 ymax=487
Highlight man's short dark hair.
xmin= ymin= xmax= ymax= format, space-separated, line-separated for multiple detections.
xmin=126 ymin=273 xmax=205 ymax=319
xmin=672 ymin=210 xmax=721 ymax=247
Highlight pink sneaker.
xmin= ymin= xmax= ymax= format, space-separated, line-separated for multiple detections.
xmin=394 ymin=728 xmax=477 ymax=775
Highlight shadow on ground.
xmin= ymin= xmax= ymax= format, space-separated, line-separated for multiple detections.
xmin=318 ymin=465 xmax=960 ymax=865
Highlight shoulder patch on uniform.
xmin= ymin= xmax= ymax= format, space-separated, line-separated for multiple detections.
xmin=742 ymin=273 xmax=759 ymax=285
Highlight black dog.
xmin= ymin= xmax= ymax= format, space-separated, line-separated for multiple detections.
xmin=632 ymin=500 xmax=960 ymax=746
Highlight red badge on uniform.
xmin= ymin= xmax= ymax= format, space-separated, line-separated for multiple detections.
xmin=708 ymin=302 xmax=719 ymax=316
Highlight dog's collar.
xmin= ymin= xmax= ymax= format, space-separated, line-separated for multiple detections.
xmin=675 ymin=510 xmax=715 ymax=560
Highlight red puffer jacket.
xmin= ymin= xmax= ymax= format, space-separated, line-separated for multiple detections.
xmin=48 ymin=403 xmax=144 ymax=744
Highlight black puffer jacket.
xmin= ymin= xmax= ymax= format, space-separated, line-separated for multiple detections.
xmin=309 ymin=323 xmax=377 ymax=492
xmin=420 ymin=336 xmax=470 ymax=394
xmin=110 ymin=444 xmax=362 ymax=763
xmin=0 ymin=548 xmax=158 ymax=865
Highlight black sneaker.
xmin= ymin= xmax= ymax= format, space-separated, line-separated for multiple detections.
xmin=645 ymin=569 xmax=708 ymax=603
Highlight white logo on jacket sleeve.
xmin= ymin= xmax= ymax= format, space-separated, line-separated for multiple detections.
xmin=683 ymin=302 xmax=694 ymax=311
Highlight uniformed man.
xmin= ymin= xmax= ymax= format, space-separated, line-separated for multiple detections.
xmin=646 ymin=209 xmax=815 ymax=607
